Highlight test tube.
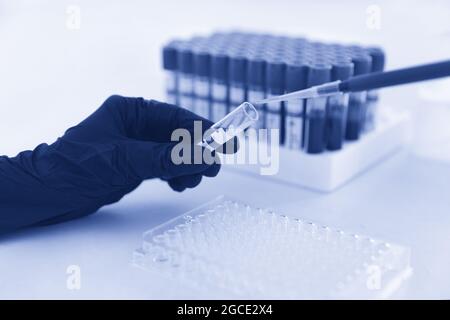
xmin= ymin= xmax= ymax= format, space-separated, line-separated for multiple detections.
xmin=228 ymin=51 xmax=247 ymax=112
xmin=326 ymin=59 xmax=354 ymax=151
xmin=304 ymin=63 xmax=332 ymax=154
xmin=284 ymin=60 xmax=309 ymax=150
xmin=210 ymin=51 xmax=229 ymax=123
xmin=177 ymin=45 xmax=195 ymax=111
xmin=246 ymin=54 xmax=266 ymax=130
xmin=365 ymin=47 xmax=386 ymax=131
xmin=199 ymin=102 xmax=258 ymax=151
xmin=162 ymin=41 xmax=179 ymax=105
xmin=193 ymin=48 xmax=211 ymax=119
xmin=265 ymin=57 xmax=286 ymax=145
xmin=345 ymin=54 xmax=372 ymax=141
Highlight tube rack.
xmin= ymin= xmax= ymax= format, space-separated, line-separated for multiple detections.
xmin=220 ymin=106 xmax=410 ymax=191
xmin=161 ymin=31 xmax=410 ymax=191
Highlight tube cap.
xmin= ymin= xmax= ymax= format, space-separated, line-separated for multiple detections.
xmin=229 ymin=53 xmax=247 ymax=84
xmin=246 ymin=56 xmax=266 ymax=88
xmin=352 ymin=54 xmax=372 ymax=75
xmin=211 ymin=53 xmax=228 ymax=82
xmin=193 ymin=49 xmax=211 ymax=77
xmin=162 ymin=43 xmax=178 ymax=71
xmin=307 ymin=63 xmax=332 ymax=87
xmin=366 ymin=47 xmax=386 ymax=72
xmin=266 ymin=58 xmax=286 ymax=94
xmin=331 ymin=61 xmax=354 ymax=81
xmin=285 ymin=61 xmax=309 ymax=92
xmin=177 ymin=46 xmax=194 ymax=74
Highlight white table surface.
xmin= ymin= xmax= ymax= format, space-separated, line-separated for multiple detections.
xmin=1 ymin=0 xmax=449 ymax=299
xmin=1 ymin=149 xmax=450 ymax=299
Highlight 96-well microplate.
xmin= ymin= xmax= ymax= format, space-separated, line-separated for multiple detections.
xmin=132 ymin=196 xmax=412 ymax=299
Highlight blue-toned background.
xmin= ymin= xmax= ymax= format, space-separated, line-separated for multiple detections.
xmin=0 ymin=0 xmax=449 ymax=299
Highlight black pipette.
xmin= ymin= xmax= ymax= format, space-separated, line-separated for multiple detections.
xmin=255 ymin=60 xmax=450 ymax=104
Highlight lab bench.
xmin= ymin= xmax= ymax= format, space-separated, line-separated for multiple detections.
xmin=1 ymin=150 xmax=450 ymax=299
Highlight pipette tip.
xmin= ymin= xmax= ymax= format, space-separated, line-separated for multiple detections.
xmin=252 ymin=81 xmax=342 ymax=105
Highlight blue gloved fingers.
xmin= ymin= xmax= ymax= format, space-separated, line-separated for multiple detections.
xmin=62 ymin=96 xmax=238 ymax=156
xmin=167 ymin=179 xmax=186 ymax=192
xmin=62 ymin=95 xmax=132 ymax=143
xmin=202 ymin=162 xmax=221 ymax=177
xmin=167 ymin=174 xmax=203 ymax=192
xmin=125 ymin=140 xmax=220 ymax=180
xmin=177 ymin=174 xmax=203 ymax=188
xmin=114 ymin=96 xmax=215 ymax=143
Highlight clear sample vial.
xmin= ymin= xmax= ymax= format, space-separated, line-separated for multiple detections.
xmin=199 ymin=102 xmax=258 ymax=151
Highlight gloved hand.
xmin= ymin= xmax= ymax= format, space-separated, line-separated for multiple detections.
xmin=0 ymin=95 xmax=229 ymax=234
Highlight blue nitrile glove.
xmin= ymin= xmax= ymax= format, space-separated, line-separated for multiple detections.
xmin=0 ymin=95 xmax=228 ymax=235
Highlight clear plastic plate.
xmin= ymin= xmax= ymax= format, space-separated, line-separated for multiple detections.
xmin=132 ymin=195 xmax=412 ymax=299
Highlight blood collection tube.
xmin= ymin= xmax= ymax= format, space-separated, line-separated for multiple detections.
xmin=345 ymin=54 xmax=372 ymax=141
xmin=177 ymin=44 xmax=195 ymax=111
xmin=284 ymin=60 xmax=309 ymax=150
xmin=265 ymin=57 xmax=286 ymax=144
xmin=162 ymin=41 xmax=179 ymax=105
xmin=246 ymin=54 xmax=266 ymax=130
xmin=228 ymin=51 xmax=247 ymax=112
xmin=304 ymin=63 xmax=332 ymax=154
xmin=210 ymin=51 xmax=229 ymax=123
xmin=365 ymin=47 xmax=386 ymax=131
xmin=326 ymin=59 xmax=354 ymax=151
xmin=193 ymin=48 xmax=211 ymax=119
